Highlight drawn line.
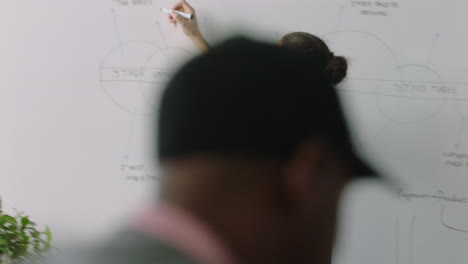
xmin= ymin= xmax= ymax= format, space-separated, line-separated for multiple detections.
xmin=348 ymin=77 xmax=468 ymax=85
xmin=101 ymin=66 xmax=174 ymax=71
xmin=123 ymin=114 xmax=137 ymax=161
xmin=409 ymin=216 xmax=415 ymax=264
xmin=100 ymin=79 xmax=169 ymax=84
xmin=440 ymin=204 xmax=468 ymax=233
xmin=155 ymin=21 xmax=168 ymax=48
xmin=425 ymin=33 xmax=440 ymax=70
xmin=336 ymin=89 xmax=464 ymax=101
xmin=395 ymin=219 xmax=400 ymax=264
xmin=334 ymin=5 xmax=345 ymax=32
xmin=111 ymin=9 xmax=124 ymax=55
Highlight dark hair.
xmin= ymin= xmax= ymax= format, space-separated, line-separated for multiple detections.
xmin=280 ymin=32 xmax=347 ymax=85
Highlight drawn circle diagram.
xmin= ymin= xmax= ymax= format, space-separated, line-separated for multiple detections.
xmin=323 ymin=30 xmax=401 ymax=92
xmin=139 ymin=47 xmax=193 ymax=109
xmin=377 ymin=65 xmax=447 ymax=124
xmin=440 ymin=204 xmax=468 ymax=234
xmin=323 ymin=30 xmax=447 ymax=124
xmin=99 ymin=41 xmax=192 ymax=115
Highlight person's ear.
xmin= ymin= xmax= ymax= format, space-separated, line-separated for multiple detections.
xmin=280 ymin=138 xmax=329 ymax=214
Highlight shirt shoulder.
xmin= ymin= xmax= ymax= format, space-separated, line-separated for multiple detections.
xmin=35 ymin=230 xmax=200 ymax=264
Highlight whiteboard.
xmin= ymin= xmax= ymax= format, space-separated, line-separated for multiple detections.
xmin=2 ymin=0 xmax=468 ymax=263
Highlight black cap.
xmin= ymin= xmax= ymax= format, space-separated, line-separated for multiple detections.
xmin=157 ymin=37 xmax=377 ymax=178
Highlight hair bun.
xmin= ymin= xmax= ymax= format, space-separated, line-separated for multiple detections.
xmin=324 ymin=54 xmax=348 ymax=85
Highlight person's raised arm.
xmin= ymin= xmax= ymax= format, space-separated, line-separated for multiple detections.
xmin=168 ymin=0 xmax=211 ymax=53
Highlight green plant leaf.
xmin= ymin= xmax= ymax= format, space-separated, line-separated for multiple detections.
xmin=44 ymin=227 xmax=51 ymax=244
xmin=20 ymin=217 xmax=30 ymax=230
xmin=3 ymin=215 xmax=16 ymax=224
xmin=0 ymin=200 xmax=52 ymax=261
xmin=31 ymin=231 xmax=39 ymax=239
xmin=0 ymin=238 xmax=7 ymax=248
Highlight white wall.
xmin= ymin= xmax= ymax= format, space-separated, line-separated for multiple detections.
xmin=2 ymin=0 xmax=468 ymax=263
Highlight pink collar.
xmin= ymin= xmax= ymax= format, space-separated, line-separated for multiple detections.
xmin=131 ymin=203 xmax=238 ymax=264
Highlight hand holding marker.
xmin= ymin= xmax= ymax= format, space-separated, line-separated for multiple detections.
xmin=164 ymin=0 xmax=211 ymax=52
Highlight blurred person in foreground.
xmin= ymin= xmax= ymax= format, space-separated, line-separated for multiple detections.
xmin=40 ymin=37 xmax=378 ymax=264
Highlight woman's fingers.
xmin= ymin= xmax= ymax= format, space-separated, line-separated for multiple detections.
xmin=182 ymin=1 xmax=195 ymax=13
xmin=172 ymin=13 xmax=184 ymax=25
xmin=168 ymin=13 xmax=178 ymax=27
xmin=172 ymin=0 xmax=194 ymax=13
xmin=172 ymin=0 xmax=185 ymax=11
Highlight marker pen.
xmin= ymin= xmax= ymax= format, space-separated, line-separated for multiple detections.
xmin=161 ymin=8 xmax=193 ymax=19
